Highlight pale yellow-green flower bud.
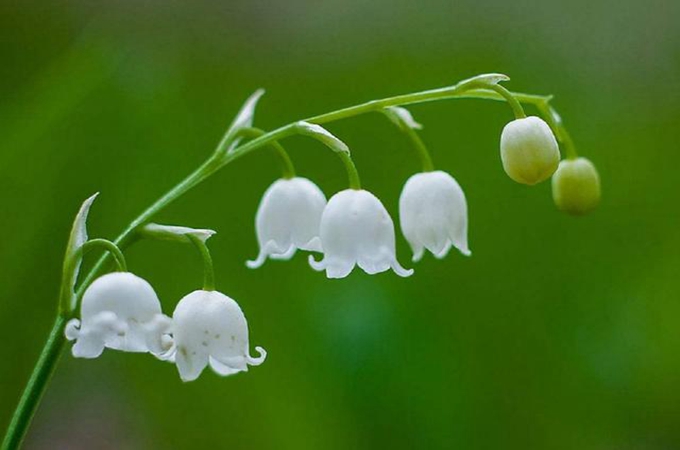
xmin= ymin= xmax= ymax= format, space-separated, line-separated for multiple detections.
xmin=500 ymin=116 xmax=560 ymax=185
xmin=551 ymin=157 xmax=601 ymax=215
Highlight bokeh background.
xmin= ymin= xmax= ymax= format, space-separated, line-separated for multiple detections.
xmin=1 ymin=0 xmax=679 ymax=448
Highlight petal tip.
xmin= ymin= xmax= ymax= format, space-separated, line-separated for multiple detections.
xmin=247 ymin=346 xmax=267 ymax=366
xmin=308 ymin=254 xmax=325 ymax=272
xmin=246 ymin=253 xmax=266 ymax=269
xmin=392 ymin=261 xmax=414 ymax=278
xmin=65 ymin=318 xmax=81 ymax=340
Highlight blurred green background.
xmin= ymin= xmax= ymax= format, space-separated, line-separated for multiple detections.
xmin=1 ymin=0 xmax=679 ymax=448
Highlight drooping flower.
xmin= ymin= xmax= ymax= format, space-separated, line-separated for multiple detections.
xmin=551 ymin=157 xmax=601 ymax=215
xmin=247 ymin=177 xmax=326 ymax=269
xmin=65 ymin=272 xmax=170 ymax=358
xmin=500 ymin=116 xmax=560 ymax=185
xmin=309 ymin=189 xmax=413 ymax=278
xmin=161 ymin=290 xmax=266 ymax=382
xmin=399 ymin=170 xmax=470 ymax=261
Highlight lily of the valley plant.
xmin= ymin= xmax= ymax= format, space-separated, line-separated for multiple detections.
xmin=2 ymin=73 xmax=601 ymax=450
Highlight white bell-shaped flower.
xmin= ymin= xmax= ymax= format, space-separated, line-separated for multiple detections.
xmin=309 ymin=189 xmax=413 ymax=278
xmin=247 ymin=177 xmax=326 ymax=269
xmin=65 ymin=272 xmax=170 ymax=358
xmin=164 ymin=290 xmax=266 ymax=382
xmin=399 ymin=170 xmax=471 ymax=262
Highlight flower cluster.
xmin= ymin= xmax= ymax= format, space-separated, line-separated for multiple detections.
xmin=247 ymin=107 xmax=595 ymax=279
xmin=63 ymin=78 xmax=600 ymax=384
xmin=66 ymin=239 xmax=266 ymax=382
xmin=6 ymin=76 xmax=608 ymax=450
xmin=248 ymin=173 xmax=473 ymax=278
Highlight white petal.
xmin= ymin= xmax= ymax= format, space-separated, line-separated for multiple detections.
xmin=113 ymin=323 xmax=151 ymax=352
xmin=411 ymin=244 xmax=425 ymax=263
xmin=69 ymin=312 xmax=124 ymax=358
xmin=308 ymin=254 xmax=326 ymax=272
xmin=268 ymin=244 xmax=297 ymax=261
xmin=72 ymin=334 xmax=106 ymax=359
xmin=300 ymin=236 xmax=323 ymax=253
xmin=89 ymin=311 xmax=129 ymax=352
xmin=390 ymin=258 xmax=414 ymax=278
xmin=209 ymin=356 xmax=245 ymax=376
xmin=176 ymin=346 xmax=208 ymax=382
xmin=431 ymin=241 xmax=453 ymax=259
xmin=247 ymin=240 xmax=291 ymax=269
xmin=309 ymin=254 xmax=355 ymax=279
xmin=209 ymin=347 xmax=266 ymax=377
xmin=144 ymin=314 xmax=174 ymax=359
xmin=357 ymin=246 xmax=392 ymax=275
xmin=450 ymin=233 xmax=471 ymax=257
xmin=247 ymin=346 xmax=267 ymax=365
xmin=65 ymin=318 xmax=81 ymax=341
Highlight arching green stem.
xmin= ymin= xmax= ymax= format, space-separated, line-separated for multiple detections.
xmin=5 ymin=75 xmax=580 ymax=449
xmin=382 ymin=109 xmax=434 ymax=172
xmin=1 ymin=316 xmax=66 ymax=450
xmin=236 ymin=127 xmax=296 ymax=178
xmin=79 ymin=239 xmax=127 ymax=272
xmin=486 ymin=84 xmax=526 ymax=119
xmin=539 ymin=104 xmax=578 ymax=160
xmin=337 ymin=152 xmax=362 ymax=190
xmin=403 ymin=127 xmax=434 ymax=172
xmin=187 ymin=234 xmax=215 ymax=291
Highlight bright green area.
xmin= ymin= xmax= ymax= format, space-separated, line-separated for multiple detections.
xmin=1 ymin=1 xmax=679 ymax=449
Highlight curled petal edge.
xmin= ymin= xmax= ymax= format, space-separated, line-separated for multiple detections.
xmin=247 ymin=241 xmax=296 ymax=269
xmin=65 ymin=319 xmax=81 ymax=340
xmin=308 ymin=254 xmax=325 ymax=272
xmin=390 ymin=258 xmax=414 ymax=278
xmin=247 ymin=346 xmax=267 ymax=366
xmin=308 ymin=254 xmax=355 ymax=278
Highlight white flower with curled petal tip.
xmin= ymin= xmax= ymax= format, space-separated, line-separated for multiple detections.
xmin=65 ymin=272 xmax=171 ymax=358
xmin=309 ymin=189 xmax=413 ymax=278
xmin=161 ymin=290 xmax=266 ymax=382
xmin=399 ymin=170 xmax=471 ymax=262
xmin=247 ymin=177 xmax=326 ymax=269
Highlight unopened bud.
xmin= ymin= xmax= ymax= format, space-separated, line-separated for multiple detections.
xmin=500 ymin=116 xmax=560 ymax=185
xmin=551 ymin=157 xmax=601 ymax=215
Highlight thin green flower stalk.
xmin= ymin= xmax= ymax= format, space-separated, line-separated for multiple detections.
xmin=2 ymin=73 xmax=589 ymax=450
xmin=235 ymin=127 xmax=296 ymax=179
xmin=381 ymin=107 xmax=435 ymax=172
xmin=187 ymin=234 xmax=216 ymax=292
